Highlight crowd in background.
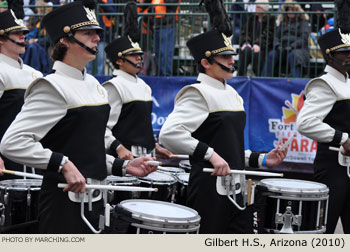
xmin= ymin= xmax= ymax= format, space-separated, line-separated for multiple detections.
xmin=0 ymin=0 xmax=336 ymax=77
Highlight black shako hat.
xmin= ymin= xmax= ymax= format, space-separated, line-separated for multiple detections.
xmin=0 ymin=10 xmax=28 ymax=36
xmin=318 ymin=0 xmax=350 ymax=55
xmin=186 ymin=30 xmax=235 ymax=63
xmin=42 ymin=1 xmax=102 ymax=43
xmin=105 ymin=1 xmax=143 ymax=64
xmin=105 ymin=36 xmax=143 ymax=63
xmin=318 ymin=29 xmax=350 ymax=55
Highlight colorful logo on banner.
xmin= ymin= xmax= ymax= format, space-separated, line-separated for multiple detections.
xmin=268 ymin=91 xmax=317 ymax=164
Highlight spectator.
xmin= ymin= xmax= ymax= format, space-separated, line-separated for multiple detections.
xmin=230 ymin=0 xmax=249 ymax=45
xmin=0 ymin=1 xmax=8 ymax=13
xmin=138 ymin=0 xmax=156 ymax=75
xmin=262 ymin=0 xmax=310 ymax=77
xmin=310 ymin=3 xmax=327 ymax=33
xmin=237 ymin=0 xmax=275 ymax=76
xmin=152 ymin=0 xmax=180 ymax=76
xmin=21 ymin=0 xmax=51 ymax=73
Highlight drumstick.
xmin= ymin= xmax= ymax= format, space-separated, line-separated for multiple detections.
xmin=57 ymin=183 xmax=158 ymax=192
xmin=202 ymin=168 xmax=283 ymax=177
xmin=170 ymin=154 xmax=189 ymax=159
xmin=247 ymin=179 xmax=253 ymax=205
xmin=1 ymin=169 xmax=43 ymax=179
xmin=280 ymin=133 xmax=297 ymax=151
xmin=329 ymin=146 xmax=341 ymax=152
xmin=146 ymin=160 xmax=162 ymax=166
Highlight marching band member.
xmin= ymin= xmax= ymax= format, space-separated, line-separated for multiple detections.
xmin=0 ymin=1 xmax=156 ymax=233
xmin=103 ymin=1 xmax=172 ymax=160
xmin=159 ymin=0 xmax=287 ymax=234
xmin=297 ymin=0 xmax=350 ymax=234
xmin=0 ymin=9 xmax=42 ymax=180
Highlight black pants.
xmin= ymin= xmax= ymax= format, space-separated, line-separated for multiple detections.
xmin=38 ymin=173 xmax=104 ymax=234
xmin=187 ymin=163 xmax=253 ymax=234
xmin=314 ymin=151 xmax=350 ymax=234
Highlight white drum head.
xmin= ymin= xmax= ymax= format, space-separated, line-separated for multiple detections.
xmin=139 ymin=171 xmax=176 ymax=184
xmin=259 ymin=178 xmax=329 ymax=194
xmin=158 ymin=166 xmax=185 ymax=174
xmin=0 ymin=179 xmax=42 ymax=191
xmin=107 ymin=175 xmax=138 ymax=183
xmin=176 ymin=173 xmax=189 ymax=184
xmin=119 ymin=199 xmax=200 ymax=224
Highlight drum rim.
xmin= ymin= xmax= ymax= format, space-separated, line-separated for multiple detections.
xmin=138 ymin=171 xmax=177 ymax=184
xmin=175 ymin=172 xmax=189 ymax=184
xmin=158 ymin=166 xmax=185 ymax=173
xmin=118 ymin=199 xmax=201 ymax=224
xmin=178 ymin=160 xmax=191 ymax=169
xmin=0 ymin=179 xmax=42 ymax=191
xmin=259 ymin=178 xmax=329 ymax=194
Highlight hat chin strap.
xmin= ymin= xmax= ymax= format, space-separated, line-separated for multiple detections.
xmin=4 ymin=34 xmax=26 ymax=47
xmin=68 ymin=33 xmax=98 ymax=55
xmin=211 ymin=57 xmax=235 ymax=73
xmin=123 ymin=57 xmax=143 ymax=69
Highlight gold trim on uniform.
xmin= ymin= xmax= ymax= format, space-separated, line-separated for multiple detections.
xmin=96 ymin=84 xmax=106 ymax=98
xmin=70 ymin=21 xmax=100 ymax=30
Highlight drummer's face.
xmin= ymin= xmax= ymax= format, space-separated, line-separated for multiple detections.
xmin=71 ymin=29 xmax=100 ymax=62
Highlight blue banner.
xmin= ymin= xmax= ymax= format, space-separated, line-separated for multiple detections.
xmin=97 ymin=75 xmax=315 ymax=165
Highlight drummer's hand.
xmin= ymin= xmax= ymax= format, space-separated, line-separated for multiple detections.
xmin=61 ymin=160 xmax=86 ymax=193
xmin=155 ymin=143 xmax=173 ymax=159
xmin=126 ymin=156 xmax=157 ymax=177
xmin=265 ymin=145 xmax=288 ymax=167
xmin=116 ymin=145 xmax=134 ymax=160
xmin=209 ymin=151 xmax=231 ymax=176
xmin=341 ymin=139 xmax=350 ymax=156
xmin=0 ymin=157 xmax=5 ymax=176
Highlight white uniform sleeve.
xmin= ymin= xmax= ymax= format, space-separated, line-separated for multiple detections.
xmin=104 ymin=82 xmax=123 ymax=150
xmin=296 ymin=79 xmax=348 ymax=143
xmin=0 ymin=80 xmax=67 ymax=169
xmin=159 ymin=87 xmax=214 ymax=160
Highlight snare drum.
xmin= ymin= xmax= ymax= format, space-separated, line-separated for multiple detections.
xmin=175 ymin=173 xmax=189 ymax=206
xmin=106 ymin=176 xmax=140 ymax=204
xmin=0 ymin=179 xmax=42 ymax=229
xmin=179 ymin=160 xmax=191 ymax=171
xmin=137 ymin=171 xmax=177 ymax=202
xmin=256 ymin=178 xmax=329 ymax=234
xmin=114 ymin=199 xmax=201 ymax=233
xmin=157 ymin=166 xmax=185 ymax=175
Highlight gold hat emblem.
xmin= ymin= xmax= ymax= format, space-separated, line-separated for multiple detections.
xmin=63 ymin=26 xmax=71 ymax=33
xmin=128 ymin=36 xmax=140 ymax=49
xmin=84 ymin=6 xmax=97 ymax=22
xmin=222 ymin=33 xmax=232 ymax=47
xmin=10 ymin=10 xmax=25 ymax=26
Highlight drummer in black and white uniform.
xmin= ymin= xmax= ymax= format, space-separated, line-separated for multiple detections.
xmin=0 ymin=1 xmax=156 ymax=234
xmin=0 ymin=9 xmax=42 ymax=180
xmin=103 ymin=2 xmax=172 ymax=160
xmin=296 ymin=0 xmax=350 ymax=234
xmin=159 ymin=4 xmax=287 ymax=233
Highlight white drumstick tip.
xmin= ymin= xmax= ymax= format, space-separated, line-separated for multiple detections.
xmin=280 ymin=133 xmax=297 ymax=151
xmin=146 ymin=160 xmax=162 ymax=166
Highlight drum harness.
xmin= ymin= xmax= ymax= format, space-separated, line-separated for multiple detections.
xmin=58 ymin=178 xmax=158 ymax=234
